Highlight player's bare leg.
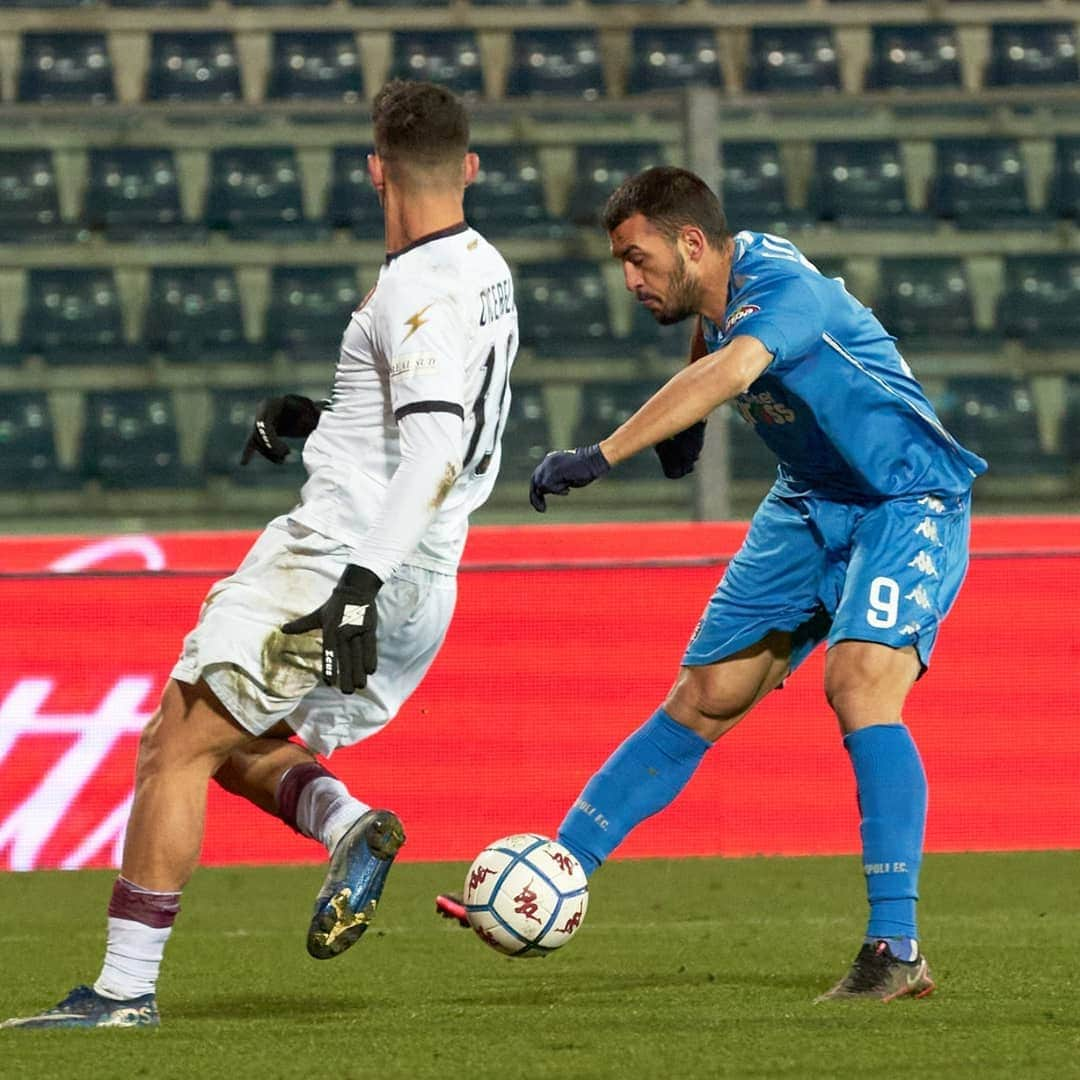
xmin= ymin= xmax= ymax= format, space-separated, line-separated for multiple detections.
xmin=215 ymin=731 xmax=404 ymax=959
xmin=816 ymin=640 xmax=935 ymax=1003
xmin=664 ymin=629 xmax=793 ymax=742
xmin=437 ymin=632 xmax=793 ymax=926
xmin=122 ymin=679 xmax=256 ymax=890
xmin=554 ymin=633 xmax=792 ymax=876
xmin=3 ymin=678 xmax=255 ymax=1029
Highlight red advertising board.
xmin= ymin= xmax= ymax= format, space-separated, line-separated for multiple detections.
xmin=1 ymin=519 xmax=1078 ymax=871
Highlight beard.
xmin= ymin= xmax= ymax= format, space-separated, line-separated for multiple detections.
xmin=653 ymin=252 xmax=704 ymax=325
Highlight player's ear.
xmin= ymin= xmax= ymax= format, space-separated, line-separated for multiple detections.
xmin=463 ymin=152 xmax=480 ymax=188
xmin=680 ymin=225 xmax=707 ymax=263
xmin=367 ymin=154 xmax=386 ymax=202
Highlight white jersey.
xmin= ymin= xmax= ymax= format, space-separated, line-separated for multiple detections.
xmin=290 ymin=223 xmax=518 ymax=581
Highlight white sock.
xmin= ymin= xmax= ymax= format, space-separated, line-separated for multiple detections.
xmin=296 ymin=776 xmax=370 ymax=852
xmin=94 ymin=917 xmax=174 ymax=1000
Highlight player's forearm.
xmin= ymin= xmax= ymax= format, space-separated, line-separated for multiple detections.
xmin=599 ymin=338 xmax=769 ymax=466
xmin=351 ymin=412 xmax=463 ymax=582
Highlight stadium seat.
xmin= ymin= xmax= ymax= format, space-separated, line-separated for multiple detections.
xmin=506 ymin=30 xmax=606 ymax=99
xmin=112 ymin=0 xmax=210 ymax=7
xmin=812 ymin=257 xmax=847 ymax=283
xmin=720 ymin=142 xmax=806 ymax=232
xmin=9 ymin=0 xmax=99 ymax=8
xmin=1049 ymin=136 xmax=1080 ymax=220
xmin=203 ymin=387 xmax=307 ymax=487
xmin=82 ymin=390 xmax=186 ymax=489
xmin=265 ymin=265 xmax=360 ymax=362
xmin=930 ymin=138 xmax=1037 ymax=229
xmin=465 ymin=146 xmax=560 ymax=237
xmin=21 ymin=269 xmax=127 ymax=359
xmin=0 ymin=393 xmax=72 ymax=493
xmin=18 ymin=33 xmax=115 ymax=104
xmin=235 ymin=0 xmax=330 ymax=6
xmin=350 ymin=0 xmax=450 ymax=6
xmin=626 ymin=301 xmax=695 ymax=360
xmin=205 ymin=147 xmax=312 ymax=239
xmin=327 ymin=146 xmax=383 ymax=239
xmin=936 ymin=377 xmax=1050 ymax=477
xmin=997 ymin=255 xmax=1080 ymax=345
xmin=471 ymin=0 xmax=565 ymax=7
xmin=572 ymin=381 xmax=659 ymax=478
xmin=84 ymin=148 xmax=187 ymax=239
xmin=144 ymin=267 xmax=252 ymax=361
xmin=627 ymin=27 xmax=722 ymax=94
xmin=567 ymin=143 xmax=664 ymax=226
xmin=497 ymin=382 xmax=552 ymax=483
xmin=147 ymin=32 xmax=242 ymax=102
xmin=389 ymin=31 xmax=485 ymax=98
xmin=746 ymin=27 xmax=841 ymax=94
xmin=874 ymin=257 xmax=978 ymax=347
xmin=268 ymin=32 xmax=363 ymax=102
xmin=866 ymin=25 xmax=962 ymax=90
xmin=0 ymin=150 xmax=72 ymax=243
xmin=516 ymin=260 xmax=611 ymax=357
xmin=809 ymin=141 xmax=925 ymax=229
xmin=986 ymin=23 xmax=1079 ymax=86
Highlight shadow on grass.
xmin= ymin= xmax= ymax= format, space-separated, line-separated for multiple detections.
xmin=445 ymin=966 xmax=822 ymax=1007
xmin=169 ymin=993 xmax=368 ymax=1022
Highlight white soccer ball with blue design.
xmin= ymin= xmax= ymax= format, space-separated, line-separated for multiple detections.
xmin=463 ymin=834 xmax=589 ymax=957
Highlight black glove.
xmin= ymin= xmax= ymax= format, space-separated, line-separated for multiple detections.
xmin=241 ymin=394 xmax=322 ymax=466
xmin=655 ymin=420 xmax=706 ymax=479
xmin=281 ymin=565 xmax=382 ymax=694
xmin=529 ymin=444 xmax=611 ymax=513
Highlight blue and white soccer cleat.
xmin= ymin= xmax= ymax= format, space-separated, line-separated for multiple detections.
xmin=1 ymin=985 xmax=159 ymax=1029
xmin=306 ymin=808 xmax=405 ymax=959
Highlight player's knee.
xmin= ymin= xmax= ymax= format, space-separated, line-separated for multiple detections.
xmin=666 ymin=670 xmax=755 ymax=740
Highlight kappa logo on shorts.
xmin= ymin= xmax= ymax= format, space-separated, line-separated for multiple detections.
xmin=723 ymin=304 xmax=760 ymax=335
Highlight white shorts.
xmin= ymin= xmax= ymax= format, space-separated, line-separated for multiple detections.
xmin=171 ymin=516 xmax=456 ymax=756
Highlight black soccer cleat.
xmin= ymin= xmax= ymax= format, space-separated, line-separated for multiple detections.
xmin=815 ymin=939 xmax=936 ymax=1003
xmin=435 ymin=892 xmax=469 ymax=928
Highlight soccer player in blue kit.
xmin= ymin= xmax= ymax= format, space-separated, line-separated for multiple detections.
xmin=529 ymin=167 xmax=988 ymax=1001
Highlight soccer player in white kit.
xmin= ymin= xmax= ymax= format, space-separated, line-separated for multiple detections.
xmin=3 ymin=80 xmax=518 ymax=1029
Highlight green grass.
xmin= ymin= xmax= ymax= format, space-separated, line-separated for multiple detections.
xmin=1 ymin=852 xmax=1078 ymax=1079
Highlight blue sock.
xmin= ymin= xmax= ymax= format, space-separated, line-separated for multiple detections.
xmin=843 ymin=723 xmax=927 ymax=943
xmin=557 ymin=708 xmax=711 ymax=877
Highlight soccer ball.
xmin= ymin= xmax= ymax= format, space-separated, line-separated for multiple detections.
xmin=463 ymin=834 xmax=589 ymax=957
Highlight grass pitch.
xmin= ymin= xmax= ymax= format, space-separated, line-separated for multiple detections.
xmin=1 ymin=852 xmax=1077 ymax=1080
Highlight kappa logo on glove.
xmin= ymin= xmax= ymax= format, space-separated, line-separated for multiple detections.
xmin=340 ymin=603 xmax=369 ymax=628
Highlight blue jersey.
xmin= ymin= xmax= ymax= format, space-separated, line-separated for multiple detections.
xmin=702 ymin=231 xmax=987 ymax=501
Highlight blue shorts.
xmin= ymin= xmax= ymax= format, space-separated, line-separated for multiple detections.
xmin=684 ymin=490 xmax=972 ymax=674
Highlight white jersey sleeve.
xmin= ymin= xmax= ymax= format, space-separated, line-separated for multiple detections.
xmin=375 ymin=278 xmax=470 ymax=426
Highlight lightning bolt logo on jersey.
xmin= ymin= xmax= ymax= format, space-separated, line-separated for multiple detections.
xmin=703 ymin=231 xmax=987 ymax=501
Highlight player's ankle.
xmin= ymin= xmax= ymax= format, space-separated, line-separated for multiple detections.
xmin=95 ymin=877 xmax=180 ymax=1000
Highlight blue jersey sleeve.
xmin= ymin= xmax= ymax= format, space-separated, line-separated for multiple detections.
xmin=724 ymin=274 xmax=826 ymax=373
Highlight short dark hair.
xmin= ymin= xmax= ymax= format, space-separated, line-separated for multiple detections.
xmin=601 ymin=166 xmax=730 ymax=248
xmin=371 ymin=80 xmax=470 ymax=173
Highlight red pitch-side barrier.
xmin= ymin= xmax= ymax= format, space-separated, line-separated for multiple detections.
xmin=0 ymin=517 xmax=1078 ymax=871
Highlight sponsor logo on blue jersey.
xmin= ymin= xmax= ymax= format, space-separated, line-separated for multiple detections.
xmin=735 ymin=390 xmax=796 ymax=427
